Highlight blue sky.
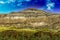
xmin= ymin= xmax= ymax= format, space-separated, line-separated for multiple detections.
xmin=0 ymin=0 xmax=60 ymax=14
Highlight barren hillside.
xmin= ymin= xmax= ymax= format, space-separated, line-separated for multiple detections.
xmin=0 ymin=9 xmax=60 ymax=29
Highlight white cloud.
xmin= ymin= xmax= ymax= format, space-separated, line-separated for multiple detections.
xmin=17 ymin=3 xmax=22 ymax=6
xmin=25 ymin=0 xmax=31 ymax=2
xmin=9 ymin=0 xmax=16 ymax=2
xmin=47 ymin=3 xmax=55 ymax=10
xmin=5 ymin=0 xmax=16 ymax=3
xmin=0 ymin=1 xmax=5 ymax=4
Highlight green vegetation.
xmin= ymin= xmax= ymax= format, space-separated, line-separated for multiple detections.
xmin=0 ymin=27 xmax=60 ymax=40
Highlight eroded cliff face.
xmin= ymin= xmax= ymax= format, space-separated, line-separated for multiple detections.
xmin=0 ymin=9 xmax=60 ymax=29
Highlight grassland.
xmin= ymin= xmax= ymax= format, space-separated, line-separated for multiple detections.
xmin=0 ymin=27 xmax=60 ymax=40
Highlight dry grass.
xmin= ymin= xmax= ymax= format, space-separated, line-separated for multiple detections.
xmin=0 ymin=27 xmax=60 ymax=40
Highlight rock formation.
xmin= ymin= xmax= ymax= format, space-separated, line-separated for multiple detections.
xmin=0 ymin=9 xmax=60 ymax=29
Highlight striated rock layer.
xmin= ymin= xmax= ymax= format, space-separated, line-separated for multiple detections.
xmin=0 ymin=9 xmax=60 ymax=29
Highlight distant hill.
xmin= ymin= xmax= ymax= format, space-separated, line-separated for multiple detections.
xmin=9 ymin=8 xmax=54 ymax=17
xmin=0 ymin=8 xmax=60 ymax=29
xmin=0 ymin=8 xmax=56 ymax=17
